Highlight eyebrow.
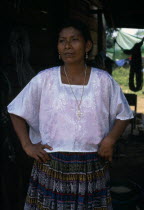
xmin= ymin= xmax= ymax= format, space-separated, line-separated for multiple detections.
xmin=59 ymin=35 xmax=80 ymax=39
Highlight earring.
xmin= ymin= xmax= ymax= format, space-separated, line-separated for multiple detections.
xmin=86 ymin=52 xmax=88 ymax=60
xmin=59 ymin=53 xmax=61 ymax=60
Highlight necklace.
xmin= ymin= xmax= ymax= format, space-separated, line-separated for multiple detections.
xmin=63 ymin=65 xmax=87 ymax=119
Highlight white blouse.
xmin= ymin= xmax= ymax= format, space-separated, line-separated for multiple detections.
xmin=7 ymin=66 xmax=133 ymax=152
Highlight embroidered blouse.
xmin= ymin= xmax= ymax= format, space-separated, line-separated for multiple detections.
xmin=7 ymin=66 xmax=133 ymax=152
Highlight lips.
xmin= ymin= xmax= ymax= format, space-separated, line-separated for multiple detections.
xmin=64 ymin=52 xmax=74 ymax=57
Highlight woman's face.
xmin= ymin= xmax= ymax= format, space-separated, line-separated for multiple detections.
xmin=57 ymin=27 xmax=91 ymax=64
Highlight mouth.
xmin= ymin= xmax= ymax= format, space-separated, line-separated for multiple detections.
xmin=64 ymin=53 xmax=74 ymax=57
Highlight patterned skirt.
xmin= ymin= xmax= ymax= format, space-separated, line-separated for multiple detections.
xmin=24 ymin=152 xmax=112 ymax=210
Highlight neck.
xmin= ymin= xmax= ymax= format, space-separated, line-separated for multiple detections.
xmin=64 ymin=62 xmax=86 ymax=75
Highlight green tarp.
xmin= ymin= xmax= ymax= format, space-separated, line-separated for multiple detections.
xmin=107 ymin=30 xmax=144 ymax=60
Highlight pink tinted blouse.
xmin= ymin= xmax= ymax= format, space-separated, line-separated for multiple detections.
xmin=7 ymin=66 xmax=133 ymax=152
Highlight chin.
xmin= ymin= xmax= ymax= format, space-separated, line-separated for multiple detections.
xmin=63 ymin=59 xmax=76 ymax=64
xmin=63 ymin=58 xmax=83 ymax=64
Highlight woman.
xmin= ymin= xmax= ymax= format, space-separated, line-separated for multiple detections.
xmin=7 ymin=19 xmax=133 ymax=209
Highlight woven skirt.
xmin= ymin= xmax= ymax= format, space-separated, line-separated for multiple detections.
xmin=24 ymin=152 xmax=112 ymax=210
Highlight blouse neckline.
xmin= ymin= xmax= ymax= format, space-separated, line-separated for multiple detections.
xmin=58 ymin=66 xmax=93 ymax=88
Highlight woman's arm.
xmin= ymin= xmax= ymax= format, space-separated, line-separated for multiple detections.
xmin=9 ymin=114 xmax=53 ymax=162
xmin=98 ymin=119 xmax=130 ymax=162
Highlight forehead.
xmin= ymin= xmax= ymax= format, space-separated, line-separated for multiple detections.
xmin=59 ymin=27 xmax=82 ymax=38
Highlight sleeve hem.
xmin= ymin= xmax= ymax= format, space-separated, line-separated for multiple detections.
xmin=116 ymin=116 xmax=134 ymax=120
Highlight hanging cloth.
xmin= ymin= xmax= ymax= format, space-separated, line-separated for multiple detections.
xmin=128 ymin=38 xmax=144 ymax=91
xmin=115 ymin=38 xmax=144 ymax=92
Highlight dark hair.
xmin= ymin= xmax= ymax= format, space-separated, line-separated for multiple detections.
xmin=56 ymin=18 xmax=93 ymax=66
xmin=57 ymin=18 xmax=93 ymax=43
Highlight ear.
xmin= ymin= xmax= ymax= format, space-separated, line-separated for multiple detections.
xmin=85 ymin=40 xmax=93 ymax=53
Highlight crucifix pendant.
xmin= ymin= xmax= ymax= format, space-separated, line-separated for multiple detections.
xmin=77 ymin=109 xmax=83 ymax=118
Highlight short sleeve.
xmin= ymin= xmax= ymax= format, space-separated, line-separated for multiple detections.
xmin=109 ymin=78 xmax=134 ymax=120
xmin=7 ymin=75 xmax=42 ymax=131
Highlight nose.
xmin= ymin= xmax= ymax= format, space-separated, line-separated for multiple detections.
xmin=65 ymin=40 xmax=72 ymax=49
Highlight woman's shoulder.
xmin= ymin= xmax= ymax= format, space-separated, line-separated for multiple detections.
xmin=92 ymin=67 xmax=113 ymax=80
xmin=93 ymin=67 xmax=120 ymax=89
xmin=38 ymin=66 xmax=59 ymax=76
xmin=27 ymin=66 xmax=59 ymax=87
xmin=91 ymin=66 xmax=119 ymax=88
xmin=32 ymin=66 xmax=59 ymax=80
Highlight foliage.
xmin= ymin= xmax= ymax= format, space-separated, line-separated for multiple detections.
xmin=112 ymin=67 xmax=144 ymax=97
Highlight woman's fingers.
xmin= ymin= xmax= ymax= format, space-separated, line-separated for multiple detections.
xmin=98 ymin=137 xmax=114 ymax=162
xmin=42 ymin=144 xmax=53 ymax=151
xmin=38 ymin=143 xmax=52 ymax=162
xmin=36 ymin=142 xmax=53 ymax=151
xmin=34 ymin=155 xmax=42 ymax=163
xmin=35 ymin=143 xmax=52 ymax=162
xmin=39 ymin=150 xmax=51 ymax=162
xmin=37 ymin=152 xmax=47 ymax=163
xmin=98 ymin=145 xmax=113 ymax=162
xmin=34 ymin=151 xmax=50 ymax=163
xmin=24 ymin=142 xmax=52 ymax=162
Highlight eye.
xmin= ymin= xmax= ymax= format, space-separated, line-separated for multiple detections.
xmin=59 ymin=39 xmax=65 ymax=43
xmin=72 ymin=38 xmax=78 ymax=41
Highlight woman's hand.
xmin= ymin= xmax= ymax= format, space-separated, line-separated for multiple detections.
xmin=23 ymin=142 xmax=53 ymax=163
xmin=98 ymin=137 xmax=114 ymax=162
xmin=98 ymin=119 xmax=130 ymax=162
xmin=9 ymin=114 xmax=53 ymax=163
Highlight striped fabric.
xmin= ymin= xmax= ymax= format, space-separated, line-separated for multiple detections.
xmin=24 ymin=152 xmax=112 ymax=210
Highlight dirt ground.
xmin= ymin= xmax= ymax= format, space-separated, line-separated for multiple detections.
xmin=137 ymin=96 xmax=144 ymax=114
xmin=109 ymin=93 xmax=144 ymax=209
xmin=110 ymin=117 xmax=144 ymax=209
